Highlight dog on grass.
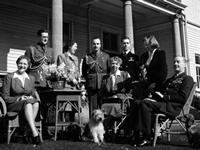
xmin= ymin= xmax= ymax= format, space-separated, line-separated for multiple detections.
xmin=89 ymin=109 xmax=105 ymax=145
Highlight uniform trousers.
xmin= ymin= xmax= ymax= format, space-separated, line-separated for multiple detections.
xmin=131 ymin=100 xmax=167 ymax=138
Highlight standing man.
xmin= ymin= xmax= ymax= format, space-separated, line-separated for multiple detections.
xmin=120 ymin=36 xmax=139 ymax=81
xmin=82 ymin=37 xmax=110 ymax=115
xmin=25 ymin=29 xmax=54 ymax=139
xmin=25 ymin=29 xmax=54 ymax=88
xmin=120 ymin=37 xmax=140 ymax=98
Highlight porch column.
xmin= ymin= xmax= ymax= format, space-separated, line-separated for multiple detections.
xmin=52 ymin=0 xmax=63 ymax=61
xmin=122 ymin=0 xmax=135 ymax=53
xmin=173 ymin=17 xmax=182 ymax=57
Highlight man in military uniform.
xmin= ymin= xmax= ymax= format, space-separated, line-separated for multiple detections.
xmin=82 ymin=37 xmax=110 ymax=115
xmin=120 ymin=37 xmax=140 ymax=99
xmin=25 ymin=29 xmax=54 ymax=139
xmin=25 ymin=29 xmax=54 ymax=88
xmin=130 ymin=56 xmax=194 ymax=147
xmin=120 ymin=36 xmax=139 ymax=81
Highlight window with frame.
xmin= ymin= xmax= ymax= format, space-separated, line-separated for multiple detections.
xmin=195 ymin=54 xmax=200 ymax=88
xmin=103 ymin=32 xmax=119 ymax=54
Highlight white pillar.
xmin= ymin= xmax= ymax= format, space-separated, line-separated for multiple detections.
xmin=52 ymin=0 xmax=63 ymax=61
xmin=173 ymin=17 xmax=182 ymax=57
xmin=123 ymin=0 xmax=135 ymax=53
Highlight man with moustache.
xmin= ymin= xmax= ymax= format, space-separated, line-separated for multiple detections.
xmin=25 ymin=29 xmax=54 ymax=139
xmin=82 ymin=37 xmax=110 ymax=115
xmin=25 ymin=29 xmax=54 ymax=88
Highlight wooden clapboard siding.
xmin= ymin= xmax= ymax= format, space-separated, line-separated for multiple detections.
xmin=182 ymin=0 xmax=200 ymax=89
xmin=73 ymin=22 xmax=88 ymax=60
xmin=187 ymin=24 xmax=200 ymax=83
xmin=0 ymin=3 xmax=47 ymax=71
xmin=182 ymin=0 xmax=200 ymax=24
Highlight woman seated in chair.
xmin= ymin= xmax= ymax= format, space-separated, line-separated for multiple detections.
xmin=130 ymin=56 xmax=193 ymax=147
xmin=100 ymin=56 xmax=132 ymax=118
xmin=2 ymin=55 xmax=41 ymax=145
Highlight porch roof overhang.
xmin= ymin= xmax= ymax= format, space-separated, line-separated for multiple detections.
xmin=133 ymin=0 xmax=187 ymax=15
xmin=79 ymin=0 xmax=187 ymax=16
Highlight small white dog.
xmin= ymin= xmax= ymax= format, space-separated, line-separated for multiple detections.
xmin=89 ymin=109 xmax=105 ymax=145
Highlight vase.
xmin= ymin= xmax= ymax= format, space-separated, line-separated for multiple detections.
xmin=64 ymin=81 xmax=74 ymax=89
xmin=52 ymin=81 xmax=65 ymax=89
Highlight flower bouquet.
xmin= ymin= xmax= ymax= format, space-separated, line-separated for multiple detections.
xmin=43 ymin=64 xmax=69 ymax=89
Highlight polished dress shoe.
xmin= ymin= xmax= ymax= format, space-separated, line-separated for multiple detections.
xmin=32 ymin=135 xmax=42 ymax=145
xmin=130 ymin=139 xmax=138 ymax=147
xmin=137 ymin=139 xmax=151 ymax=147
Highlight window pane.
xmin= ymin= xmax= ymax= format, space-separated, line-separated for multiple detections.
xmin=103 ymin=32 xmax=118 ymax=52
xmin=195 ymin=54 xmax=200 ymax=64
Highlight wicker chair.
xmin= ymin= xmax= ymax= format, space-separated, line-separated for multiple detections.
xmin=153 ymin=82 xmax=197 ymax=147
xmin=0 ymin=92 xmax=43 ymax=144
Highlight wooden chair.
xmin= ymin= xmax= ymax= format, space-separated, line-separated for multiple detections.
xmin=0 ymin=92 xmax=43 ymax=144
xmin=153 ymin=82 xmax=197 ymax=147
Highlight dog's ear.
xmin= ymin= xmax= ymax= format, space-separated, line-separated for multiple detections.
xmin=101 ymin=109 xmax=105 ymax=114
xmin=91 ymin=109 xmax=97 ymax=117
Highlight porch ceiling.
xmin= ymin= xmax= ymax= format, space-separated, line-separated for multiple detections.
xmin=21 ymin=0 xmax=185 ymax=18
xmin=77 ymin=0 xmax=186 ymax=18
xmin=78 ymin=0 xmax=165 ymax=18
xmin=19 ymin=0 xmax=186 ymax=25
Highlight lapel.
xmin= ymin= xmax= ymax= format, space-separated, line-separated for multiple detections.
xmin=12 ymin=77 xmax=24 ymax=90
xmin=106 ymin=76 xmax=113 ymax=91
xmin=64 ymin=52 xmax=77 ymax=68
xmin=36 ymin=43 xmax=46 ymax=54
xmin=23 ymin=78 xmax=31 ymax=90
xmin=148 ymin=49 xmax=158 ymax=66
xmin=14 ymin=77 xmax=31 ymax=90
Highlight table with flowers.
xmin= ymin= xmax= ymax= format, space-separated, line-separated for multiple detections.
xmin=41 ymin=64 xmax=85 ymax=141
xmin=41 ymin=88 xmax=84 ymax=141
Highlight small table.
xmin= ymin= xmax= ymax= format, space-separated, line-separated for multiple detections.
xmin=41 ymin=88 xmax=83 ymax=141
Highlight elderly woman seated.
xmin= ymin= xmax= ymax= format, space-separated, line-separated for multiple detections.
xmin=100 ymin=56 xmax=132 ymax=118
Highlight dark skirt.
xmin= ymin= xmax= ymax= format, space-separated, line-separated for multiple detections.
xmin=7 ymin=98 xmax=40 ymax=113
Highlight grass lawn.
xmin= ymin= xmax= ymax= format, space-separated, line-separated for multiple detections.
xmin=0 ymin=134 xmax=194 ymax=150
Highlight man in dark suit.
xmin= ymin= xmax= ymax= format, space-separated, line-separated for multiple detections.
xmin=131 ymin=56 xmax=194 ymax=147
xmin=120 ymin=36 xmax=139 ymax=81
xmin=82 ymin=37 xmax=110 ymax=115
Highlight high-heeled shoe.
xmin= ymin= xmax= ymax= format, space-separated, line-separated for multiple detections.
xmin=32 ymin=135 xmax=41 ymax=145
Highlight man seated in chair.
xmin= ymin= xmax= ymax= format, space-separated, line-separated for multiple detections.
xmin=100 ymin=56 xmax=132 ymax=128
xmin=130 ymin=56 xmax=194 ymax=147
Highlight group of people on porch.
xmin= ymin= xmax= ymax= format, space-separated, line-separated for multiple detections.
xmin=1 ymin=29 xmax=194 ymax=147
